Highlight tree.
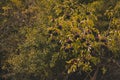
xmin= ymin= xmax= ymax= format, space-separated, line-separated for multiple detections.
xmin=1 ymin=0 xmax=120 ymax=80
xmin=0 ymin=0 xmax=38 ymax=79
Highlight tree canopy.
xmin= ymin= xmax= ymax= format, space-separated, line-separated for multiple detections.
xmin=0 ymin=0 xmax=120 ymax=80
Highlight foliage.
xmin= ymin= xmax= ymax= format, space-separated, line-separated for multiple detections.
xmin=0 ymin=0 xmax=120 ymax=80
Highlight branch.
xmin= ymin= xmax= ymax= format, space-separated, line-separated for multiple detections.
xmin=112 ymin=59 xmax=120 ymax=68
xmin=90 ymin=67 xmax=99 ymax=80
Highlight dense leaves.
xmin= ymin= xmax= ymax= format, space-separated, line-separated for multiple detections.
xmin=0 ymin=0 xmax=120 ymax=80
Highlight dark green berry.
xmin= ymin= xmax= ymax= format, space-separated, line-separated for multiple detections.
xmin=86 ymin=42 xmax=90 ymax=46
xmin=86 ymin=12 xmax=90 ymax=15
xmin=81 ymin=38 xmax=86 ymax=43
xmin=95 ymin=36 xmax=99 ymax=41
xmin=58 ymin=25 xmax=62 ymax=30
xmin=53 ymin=31 xmax=58 ymax=36
xmin=101 ymin=38 xmax=107 ymax=42
xmin=74 ymin=34 xmax=79 ymax=39
xmin=65 ymin=14 xmax=70 ymax=20
xmin=48 ymin=30 xmax=53 ymax=34
xmin=69 ymin=47 xmax=74 ymax=50
xmin=66 ymin=39 xmax=72 ymax=44
xmin=65 ymin=48 xmax=69 ymax=52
